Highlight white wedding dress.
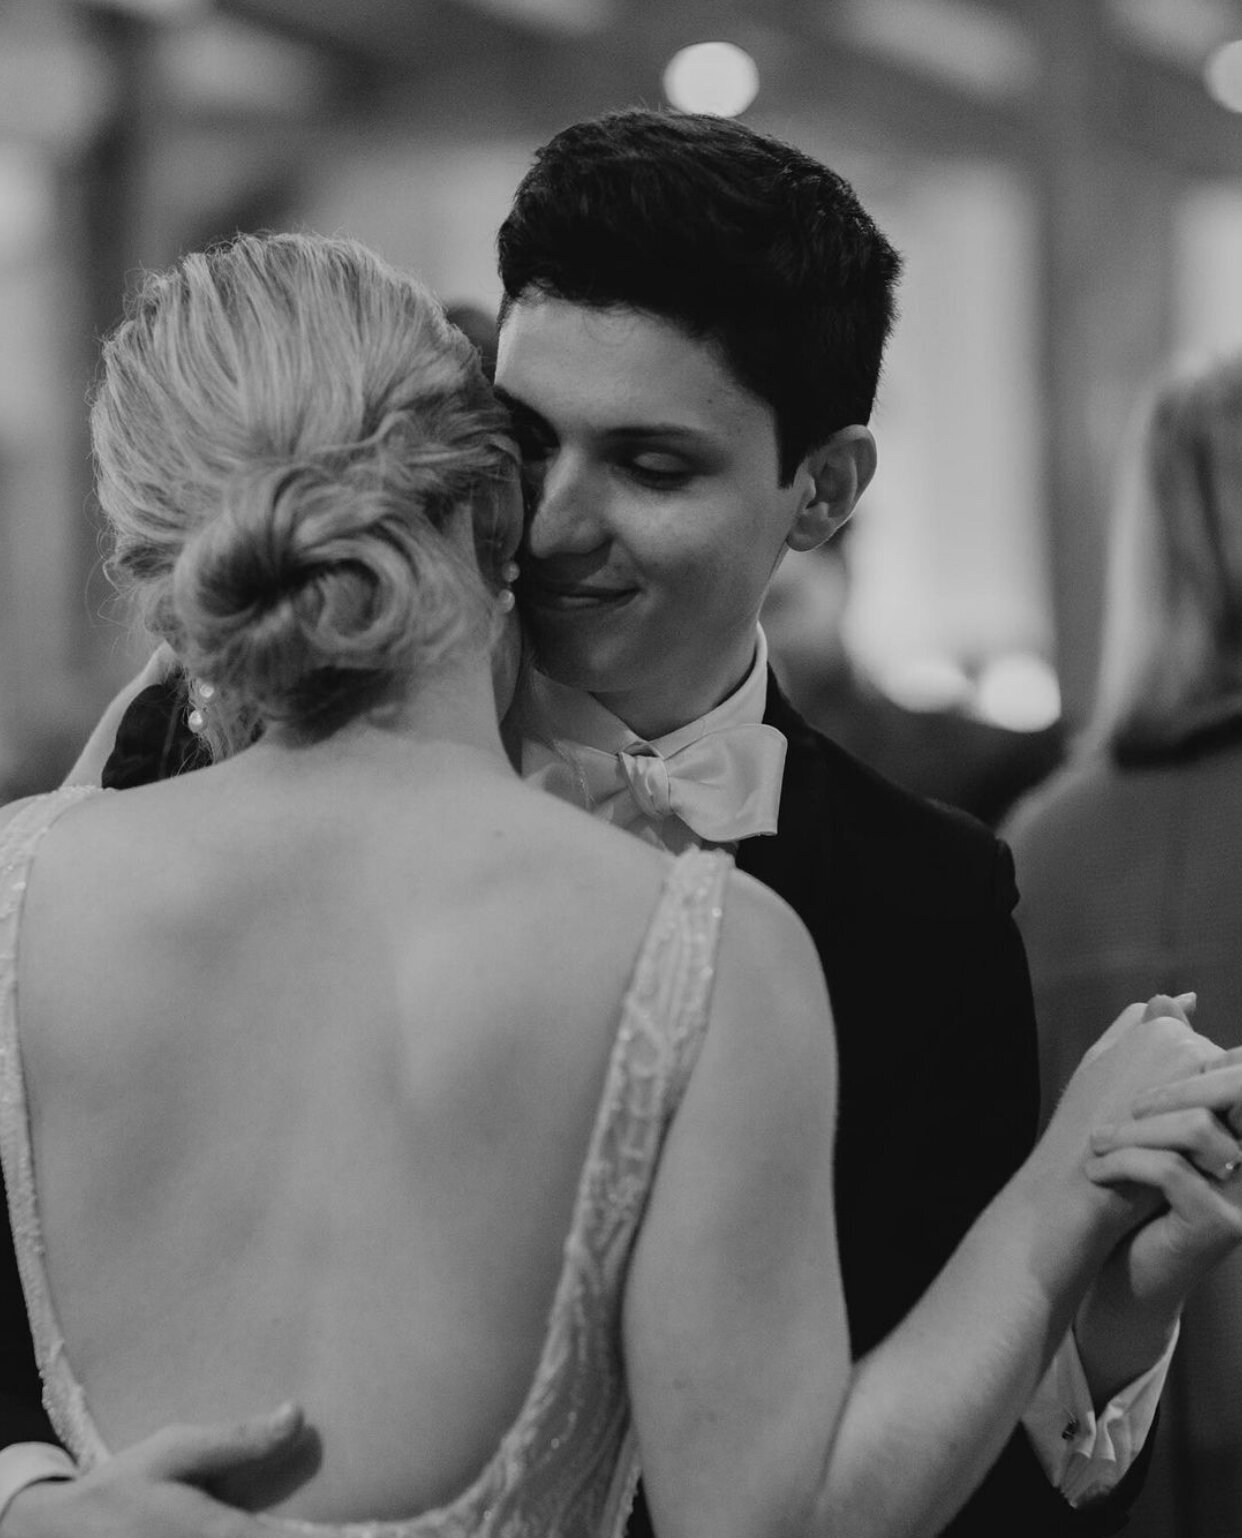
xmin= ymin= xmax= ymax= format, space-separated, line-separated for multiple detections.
xmin=0 ymin=785 xmax=731 ymax=1536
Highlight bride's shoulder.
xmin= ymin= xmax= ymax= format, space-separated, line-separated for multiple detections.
xmin=0 ymin=784 xmax=108 ymax=843
xmin=708 ymin=864 xmax=836 ymax=1068
xmin=0 ymin=794 xmax=41 ymax=836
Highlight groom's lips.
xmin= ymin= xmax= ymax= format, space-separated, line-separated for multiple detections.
xmin=521 ymin=576 xmax=638 ymax=612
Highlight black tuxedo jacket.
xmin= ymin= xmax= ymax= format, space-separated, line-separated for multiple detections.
xmin=629 ymin=677 xmax=1143 ymax=1538
xmin=0 ymin=676 xmax=1145 ymax=1534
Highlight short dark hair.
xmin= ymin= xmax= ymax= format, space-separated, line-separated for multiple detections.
xmin=497 ymin=108 xmax=902 ymax=482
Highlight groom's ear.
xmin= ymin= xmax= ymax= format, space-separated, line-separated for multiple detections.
xmin=785 ymin=426 xmax=877 ymax=553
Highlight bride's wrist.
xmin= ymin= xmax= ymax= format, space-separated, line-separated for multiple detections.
xmin=1002 ymin=1157 xmax=1130 ymax=1290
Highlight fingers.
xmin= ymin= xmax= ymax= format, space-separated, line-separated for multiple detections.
xmin=125 ymin=1404 xmax=304 ymax=1486
xmin=1086 ymin=1146 xmax=1242 ymax=1240
xmin=1132 ymin=1064 xmax=1242 ymax=1134
xmin=1092 ymin=1108 xmax=1242 ymax=1181
xmin=4 ymin=1464 xmax=292 ymax=1538
xmin=1078 ymin=998 xmax=1209 ymax=1077
xmin=1142 ymin=992 xmax=1197 ymax=1024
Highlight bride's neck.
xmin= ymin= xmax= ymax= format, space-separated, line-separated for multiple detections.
xmin=258 ymin=652 xmax=512 ymax=777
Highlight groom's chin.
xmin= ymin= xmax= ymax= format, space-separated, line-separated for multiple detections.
xmin=522 ymin=629 xmax=629 ymax=697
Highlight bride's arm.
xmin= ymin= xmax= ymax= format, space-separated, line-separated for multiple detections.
xmin=623 ymin=873 xmax=846 ymax=1538
xmin=624 ymin=892 xmax=1217 ymax=1538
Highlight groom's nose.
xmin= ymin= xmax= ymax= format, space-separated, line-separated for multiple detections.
xmin=523 ymin=451 xmax=607 ymax=560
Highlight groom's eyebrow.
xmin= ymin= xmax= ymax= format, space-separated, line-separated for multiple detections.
xmin=608 ymin=424 xmax=711 ymax=445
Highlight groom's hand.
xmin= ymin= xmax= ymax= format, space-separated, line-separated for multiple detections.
xmin=2 ymin=1404 xmax=311 ymax=1538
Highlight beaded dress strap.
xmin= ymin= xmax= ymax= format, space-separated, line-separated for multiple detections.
xmin=0 ymin=788 xmax=103 ymax=908
xmin=614 ymin=846 xmax=731 ymax=1108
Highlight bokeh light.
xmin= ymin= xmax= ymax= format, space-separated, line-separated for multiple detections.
xmin=662 ymin=41 xmax=759 ymax=117
xmin=1205 ymin=38 xmax=1242 ymax=111
xmin=879 ymin=655 xmax=973 ymax=713
xmin=974 ymin=652 xmax=1061 ymax=732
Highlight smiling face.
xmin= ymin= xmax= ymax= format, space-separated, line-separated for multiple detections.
xmin=495 ymin=296 xmax=833 ymax=739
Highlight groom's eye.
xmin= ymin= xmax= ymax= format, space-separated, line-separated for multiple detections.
xmin=625 ymin=455 xmax=693 ymax=489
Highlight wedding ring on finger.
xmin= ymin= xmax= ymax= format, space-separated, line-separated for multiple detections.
xmin=1219 ymin=1154 xmax=1242 ymax=1181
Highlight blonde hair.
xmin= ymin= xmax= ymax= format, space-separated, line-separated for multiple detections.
xmin=1088 ymin=353 xmax=1242 ymax=759
xmin=93 ymin=232 xmax=515 ymax=755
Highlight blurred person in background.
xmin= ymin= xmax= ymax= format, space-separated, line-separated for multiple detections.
xmin=4 ymin=111 xmax=1237 ymax=1538
xmin=1005 ymin=352 xmax=1242 ymax=1538
xmin=762 ymin=524 xmax=1064 ymax=827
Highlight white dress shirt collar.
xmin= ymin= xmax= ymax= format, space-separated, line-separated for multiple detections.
xmin=515 ymin=629 xmax=786 ymax=852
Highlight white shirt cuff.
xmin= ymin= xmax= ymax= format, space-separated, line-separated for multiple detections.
xmin=1021 ymin=1322 xmax=1177 ymax=1507
xmin=0 ymin=1443 xmax=76 ymax=1528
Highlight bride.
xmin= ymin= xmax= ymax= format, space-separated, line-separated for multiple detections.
xmin=2 ymin=232 xmax=1241 ymax=1538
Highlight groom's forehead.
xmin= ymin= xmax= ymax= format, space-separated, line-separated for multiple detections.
xmin=496 ymin=296 xmax=661 ymax=372
xmin=494 ymin=297 xmax=753 ymax=430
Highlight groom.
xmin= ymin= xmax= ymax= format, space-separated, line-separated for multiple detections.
xmin=0 ymin=110 xmax=1224 ymax=1536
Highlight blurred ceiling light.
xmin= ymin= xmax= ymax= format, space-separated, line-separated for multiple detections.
xmin=457 ymin=0 xmax=614 ymax=35
xmin=1106 ymin=0 xmax=1237 ymax=70
xmin=878 ymin=655 xmax=973 ymax=714
xmin=974 ymin=652 xmax=1061 ymax=733
xmin=835 ymin=0 xmax=1038 ymax=101
xmin=663 ymin=42 xmax=759 ymax=118
xmin=1205 ymin=38 xmax=1242 ymax=109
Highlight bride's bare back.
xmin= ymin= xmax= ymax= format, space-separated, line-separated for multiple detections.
xmin=15 ymin=747 xmax=655 ymax=1517
xmin=9 ymin=738 xmax=840 ymax=1530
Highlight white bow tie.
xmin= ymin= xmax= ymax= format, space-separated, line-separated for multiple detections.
xmin=526 ymin=723 xmax=787 ymax=844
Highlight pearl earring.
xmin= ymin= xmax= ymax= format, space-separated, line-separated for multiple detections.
xmin=497 ymin=560 xmax=519 ymax=614
xmin=186 ymin=679 xmax=215 ymax=735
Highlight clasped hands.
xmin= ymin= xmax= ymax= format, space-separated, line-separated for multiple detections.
xmin=1051 ymin=995 xmax=1242 ymax=1405
xmin=1083 ymin=995 xmax=1242 ymax=1268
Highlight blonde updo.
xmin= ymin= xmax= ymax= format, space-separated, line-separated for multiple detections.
xmin=93 ymin=232 xmax=516 ymax=755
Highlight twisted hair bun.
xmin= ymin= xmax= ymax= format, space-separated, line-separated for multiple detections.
xmin=93 ymin=233 xmax=515 ymax=753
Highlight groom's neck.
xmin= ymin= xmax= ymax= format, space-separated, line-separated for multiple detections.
xmin=578 ymin=643 xmax=761 ymax=742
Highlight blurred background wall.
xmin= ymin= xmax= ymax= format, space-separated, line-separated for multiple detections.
xmin=5 ymin=0 xmax=1242 ymax=797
